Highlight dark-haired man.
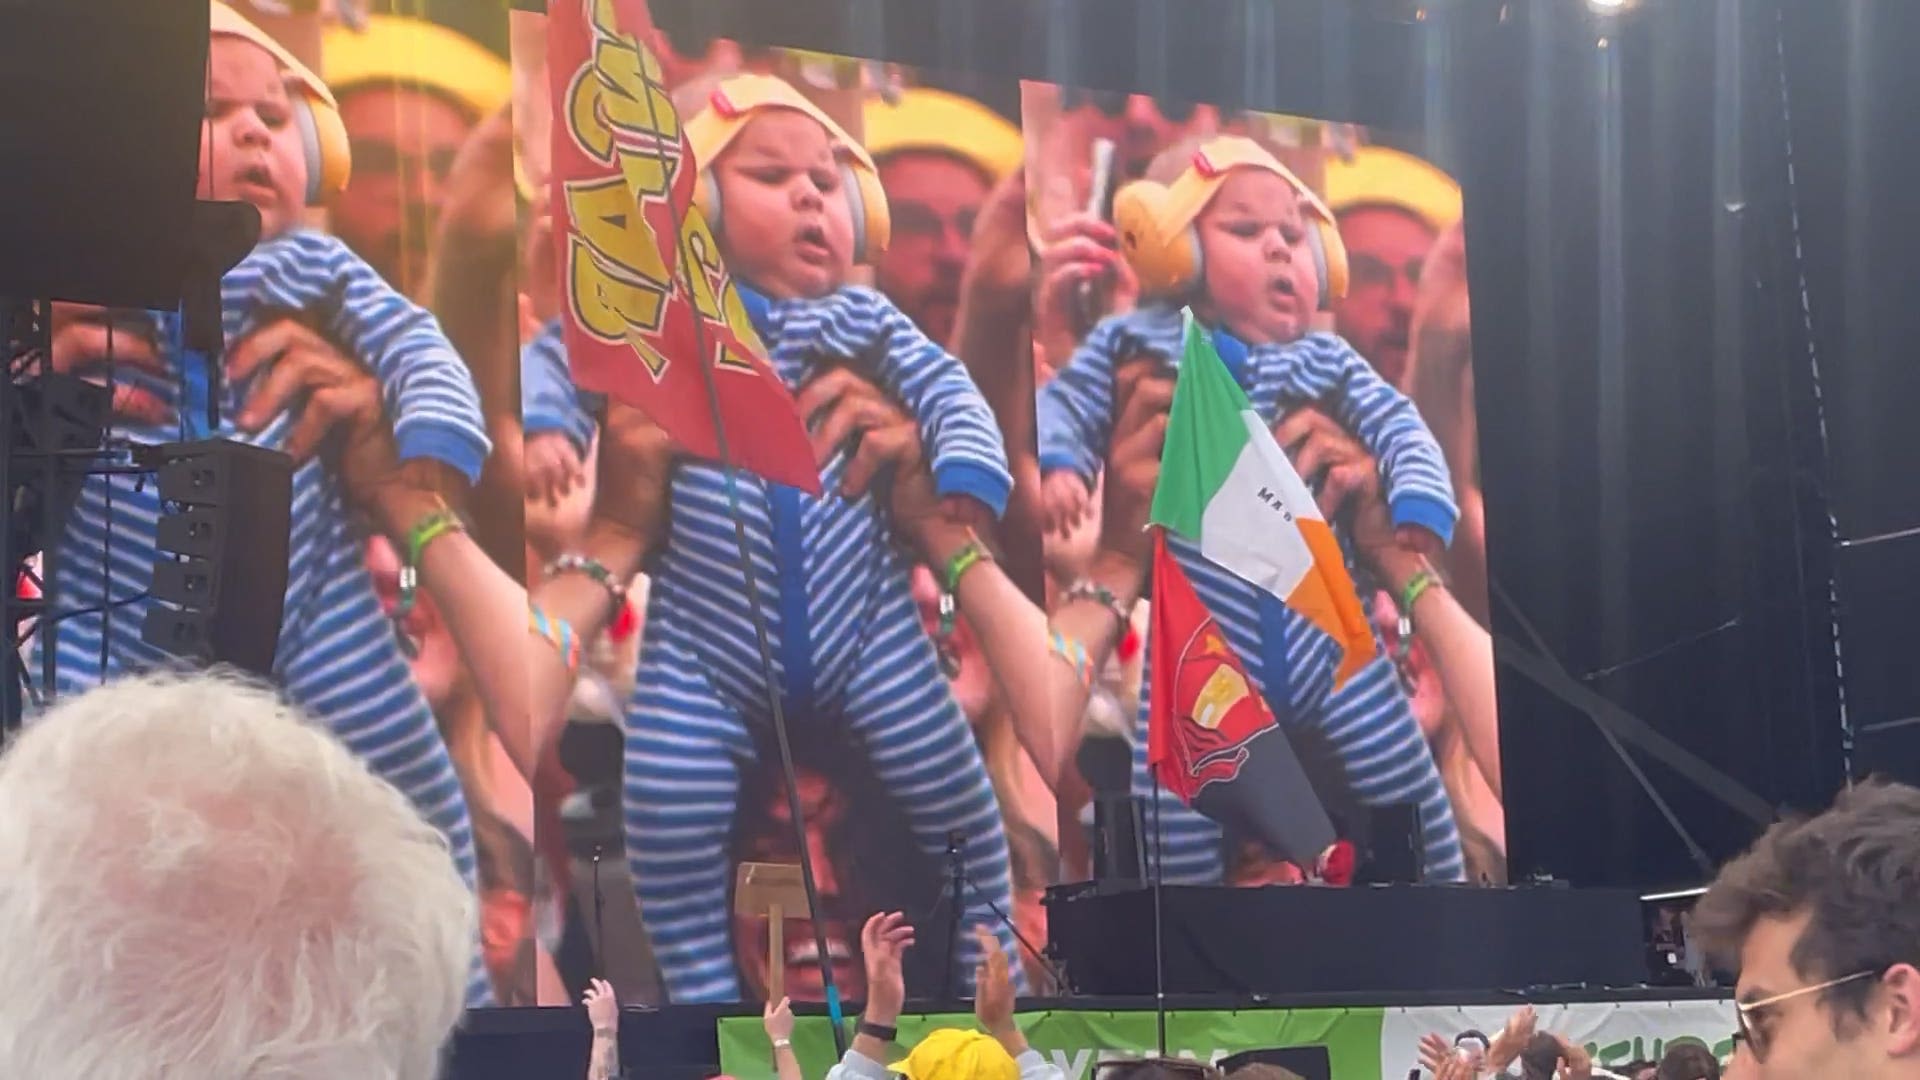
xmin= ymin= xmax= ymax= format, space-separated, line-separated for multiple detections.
xmin=1694 ymin=779 xmax=1920 ymax=1080
xmin=1655 ymin=1042 xmax=1721 ymax=1080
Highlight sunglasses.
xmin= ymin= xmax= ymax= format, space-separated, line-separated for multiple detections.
xmin=1091 ymin=1058 xmax=1223 ymax=1080
xmin=1732 ymin=967 xmax=1884 ymax=1063
xmin=1060 ymin=88 xmax=1200 ymax=125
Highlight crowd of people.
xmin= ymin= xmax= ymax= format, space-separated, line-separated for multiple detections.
xmin=0 ymin=667 xmax=1915 ymax=1080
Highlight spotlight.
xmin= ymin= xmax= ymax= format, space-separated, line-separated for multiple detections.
xmin=1587 ymin=0 xmax=1643 ymax=12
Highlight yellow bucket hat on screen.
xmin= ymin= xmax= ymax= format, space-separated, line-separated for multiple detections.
xmin=321 ymin=14 xmax=511 ymax=121
xmin=1321 ymin=144 xmax=1462 ymax=230
xmin=862 ymin=88 xmax=1024 ymax=182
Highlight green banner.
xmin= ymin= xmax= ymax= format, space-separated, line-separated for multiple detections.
xmin=717 ymin=1008 xmax=1388 ymax=1080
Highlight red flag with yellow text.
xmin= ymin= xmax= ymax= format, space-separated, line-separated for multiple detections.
xmin=547 ymin=0 xmax=819 ymax=493
xmin=1147 ymin=530 xmax=1340 ymax=868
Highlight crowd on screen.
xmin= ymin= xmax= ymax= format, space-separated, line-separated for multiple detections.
xmin=35 ymin=0 xmax=1505 ymax=1019
xmin=2 ymin=3 xmax=1914 ymax=1080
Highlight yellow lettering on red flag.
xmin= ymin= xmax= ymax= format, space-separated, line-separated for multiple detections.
xmin=558 ymin=0 xmax=692 ymax=381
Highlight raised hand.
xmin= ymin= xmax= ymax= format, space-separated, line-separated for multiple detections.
xmin=859 ymin=911 xmax=915 ymax=1025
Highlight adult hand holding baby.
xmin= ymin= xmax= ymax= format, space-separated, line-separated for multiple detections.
xmin=1095 ymin=357 xmax=1173 ymax=576
xmin=44 ymin=303 xmax=170 ymax=426
xmin=795 ymin=366 xmax=938 ymax=535
xmin=228 ymin=316 xmax=456 ymax=541
xmin=1270 ymin=406 xmax=1403 ymax=567
xmin=585 ymin=400 xmax=677 ymax=568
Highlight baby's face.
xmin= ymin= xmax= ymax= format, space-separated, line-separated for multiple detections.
xmin=1195 ymin=168 xmax=1320 ymax=345
xmin=711 ymin=109 xmax=856 ymax=300
xmin=200 ymin=37 xmax=308 ymax=239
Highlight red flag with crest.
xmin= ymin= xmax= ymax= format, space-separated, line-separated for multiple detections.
xmin=1146 ymin=530 xmax=1345 ymax=875
xmin=547 ymin=0 xmax=820 ymax=493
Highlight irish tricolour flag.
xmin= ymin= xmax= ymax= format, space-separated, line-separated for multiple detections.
xmin=1148 ymin=311 xmax=1376 ymax=690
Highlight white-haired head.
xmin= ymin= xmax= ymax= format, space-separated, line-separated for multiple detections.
xmin=0 ymin=671 xmax=474 ymax=1079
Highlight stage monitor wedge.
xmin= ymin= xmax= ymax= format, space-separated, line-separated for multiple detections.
xmin=0 ymin=0 xmax=209 ymax=310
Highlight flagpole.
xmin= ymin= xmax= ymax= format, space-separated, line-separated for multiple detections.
xmin=619 ymin=6 xmax=849 ymax=1056
xmin=1151 ymin=729 xmax=1168 ymax=1057
xmin=1144 ymin=526 xmax=1170 ymax=1057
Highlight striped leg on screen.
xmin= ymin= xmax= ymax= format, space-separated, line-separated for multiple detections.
xmin=46 ymin=471 xmax=495 ymax=1004
xmin=276 ymin=537 xmax=495 ymax=1005
xmin=621 ymin=633 xmax=755 ymax=1004
xmin=838 ymin=600 xmax=1028 ymax=993
xmin=1308 ymin=655 xmax=1466 ymax=882
xmin=1128 ymin=731 xmax=1231 ymax=885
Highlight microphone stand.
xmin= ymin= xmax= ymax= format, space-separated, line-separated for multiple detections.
xmin=942 ymin=831 xmax=965 ymax=1004
xmin=592 ymin=845 xmax=607 ymax=979
xmin=959 ymin=866 xmax=1069 ymax=994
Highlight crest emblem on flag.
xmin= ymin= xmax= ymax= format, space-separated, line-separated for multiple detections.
xmin=1168 ymin=620 xmax=1278 ymax=795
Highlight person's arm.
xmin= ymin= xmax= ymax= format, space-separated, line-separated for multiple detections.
xmin=973 ymin=926 xmax=1068 ymax=1080
xmin=369 ymin=398 xmax=664 ymax=778
xmin=1555 ymin=1034 xmax=1593 ymax=1080
xmin=582 ymin=978 xmax=620 ymax=1080
xmin=951 ymin=203 xmax=1038 ymax=469
xmin=918 ymin=519 xmax=1138 ymax=791
xmin=1402 ymin=221 xmax=1490 ymax=626
xmin=1369 ymin=542 xmax=1502 ymax=801
xmin=1483 ymin=1006 xmax=1537 ymax=1074
xmin=825 ymin=913 xmax=915 ymax=1080
xmin=1403 ymin=221 xmax=1475 ymax=485
xmin=764 ymin=996 xmax=803 ymax=1080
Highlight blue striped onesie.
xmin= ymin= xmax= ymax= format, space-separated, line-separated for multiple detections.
xmin=39 ymin=229 xmax=497 ymax=1004
xmin=522 ymin=319 xmax=599 ymax=454
xmin=617 ymin=284 xmax=1026 ymax=1002
xmin=1038 ymin=306 xmax=1466 ymax=882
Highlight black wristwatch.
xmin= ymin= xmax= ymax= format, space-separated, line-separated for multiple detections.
xmin=857 ymin=1020 xmax=898 ymax=1042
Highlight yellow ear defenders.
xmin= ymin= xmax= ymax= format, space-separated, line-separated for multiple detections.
xmin=685 ymin=73 xmax=891 ymax=263
xmin=209 ymin=2 xmax=352 ymax=205
xmin=1114 ymin=135 xmax=1348 ymax=310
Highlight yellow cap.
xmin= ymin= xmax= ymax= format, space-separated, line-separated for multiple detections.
xmin=685 ymin=72 xmax=877 ymax=173
xmin=322 ymin=14 xmax=510 ymax=121
xmin=895 ymin=1029 xmax=1019 ymax=1080
xmin=1322 ymin=145 xmax=1462 ymax=231
xmin=863 ymin=88 xmax=1023 ymax=181
xmin=1154 ymin=135 xmax=1335 ymax=236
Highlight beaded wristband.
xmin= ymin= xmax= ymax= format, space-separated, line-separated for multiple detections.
xmin=1063 ymin=579 xmax=1130 ymax=625
xmin=529 ymin=605 xmax=582 ymax=677
xmin=545 ymin=553 xmax=626 ymax=603
xmin=1048 ymin=629 xmax=1094 ymax=689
